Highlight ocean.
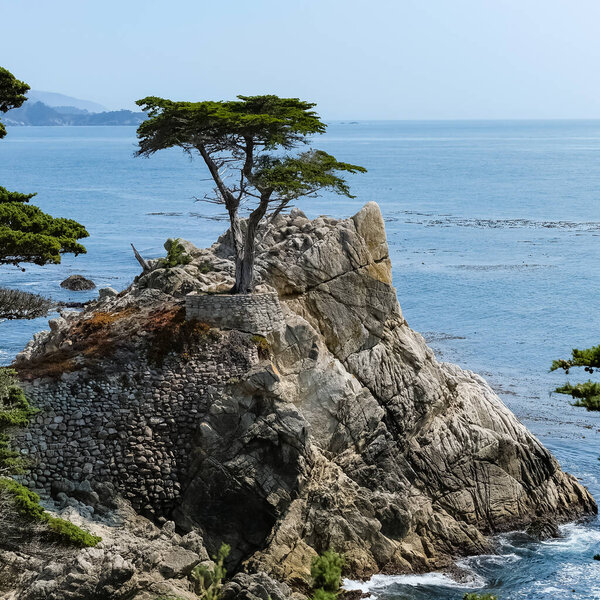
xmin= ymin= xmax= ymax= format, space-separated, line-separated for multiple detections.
xmin=0 ymin=122 xmax=599 ymax=599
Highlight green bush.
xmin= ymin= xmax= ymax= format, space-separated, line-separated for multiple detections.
xmin=310 ymin=550 xmax=345 ymax=600
xmin=0 ymin=368 xmax=38 ymax=476
xmin=312 ymin=589 xmax=337 ymax=600
xmin=594 ymin=553 xmax=600 ymax=561
xmin=45 ymin=514 xmax=102 ymax=547
xmin=198 ymin=260 xmax=214 ymax=274
xmin=190 ymin=542 xmax=230 ymax=600
xmin=0 ymin=478 xmax=101 ymax=547
xmin=463 ymin=594 xmax=498 ymax=600
xmin=160 ymin=238 xmax=192 ymax=268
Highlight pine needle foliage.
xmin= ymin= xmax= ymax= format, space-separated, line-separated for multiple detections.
xmin=310 ymin=550 xmax=345 ymax=600
xmin=190 ymin=542 xmax=230 ymax=600
xmin=551 ymin=344 xmax=600 ymax=411
xmin=0 ymin=368 xmax=37 ymax=476
xmin=0 ymin=66 xmax=88 ymax=268
xmin=0 ymin=478 xmax=101 ymax=547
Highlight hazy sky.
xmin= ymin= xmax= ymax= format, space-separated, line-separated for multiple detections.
xmin=2 ymin=0 xmax=600 ymax=119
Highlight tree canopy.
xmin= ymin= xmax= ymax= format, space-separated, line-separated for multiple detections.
xmin=0 ymin=67 xmax=29 ymax=140
xmin=551 ymin=344 xmax=600 ymax=411
xmin=0 ymin=67 xmax=88 ymax=268
xmin=136 ymin=94 xmax=366 ymax=293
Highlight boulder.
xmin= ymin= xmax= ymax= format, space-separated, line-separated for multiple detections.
xmin=60 ymin=275 xmax=96 ymax=291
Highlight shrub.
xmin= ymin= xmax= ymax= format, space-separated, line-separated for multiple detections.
xmin=0 ymin=287 xmax=53 ymax=319
xmin=311 ymin=550 xmax=345 ymax=600
xmin=251 ymin=335 xmax=270 ymax=358
xmin=45 ymin=514 xmax=102 ymax=547
xmin=0 ymin=477 xmax=101 ymax=547
xmin=160 ymin=238 xmax=192 ymax=268
xmin=190 ymin=542 xmax=230 ymax=600
xmin=0 ymin=368 xmax=38 ymax=475
xmin=594 ymin=553 xmax=600 ymax=561
xmin=463 ymin=594 xmax=498 ymax=600
xmin=198 ymin=260 xmax=214 ymax=274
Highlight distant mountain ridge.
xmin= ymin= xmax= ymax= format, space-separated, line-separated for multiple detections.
xmin=27 ymin=90 xmax=107 ymax=113
xmin=4 ymin=101 xmax=146 ymax=127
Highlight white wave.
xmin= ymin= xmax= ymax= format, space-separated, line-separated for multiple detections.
xmin=459 ymin=552 xmax=522 ymax=567
xmin=541 ymin=522 xmax=600 ymax=549
xmin=343 ymin=571 xmax=484 ymax=593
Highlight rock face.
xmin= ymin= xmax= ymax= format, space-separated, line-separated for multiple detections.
xmin=4 ymin=202 xmax=596 ymax=599
xmin=60 ymin=274 xmax=96 ymax=291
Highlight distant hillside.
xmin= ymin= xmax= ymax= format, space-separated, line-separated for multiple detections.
xmin=4 ymin=101 xmax=146 ymax=126
xmin=27 ymin=90 xmax=107 ymax=113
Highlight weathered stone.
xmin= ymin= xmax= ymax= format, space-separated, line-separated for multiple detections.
xmin=158 ymin=548 xmax=200 ymax=578
xmin=60 ymin=275 xmax=96 ymax=291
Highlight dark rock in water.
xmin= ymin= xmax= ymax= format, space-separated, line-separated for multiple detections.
xmin=526 ymin=518 xmax=561 ymax=540
xmin=60 ymin=274 xmax=96 ymax=291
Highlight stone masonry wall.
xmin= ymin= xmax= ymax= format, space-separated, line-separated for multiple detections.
xmin=14 ymin=331 xmax=259 ymax=519
xmin=185 ymin=292 xmax=284 ymax=336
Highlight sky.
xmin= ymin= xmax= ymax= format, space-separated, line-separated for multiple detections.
xmin=2 ymin=0 xmax=600 ymax=120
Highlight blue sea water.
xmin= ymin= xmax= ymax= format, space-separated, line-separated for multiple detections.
xmin=0 ymin=122 xmax=599 ymax=599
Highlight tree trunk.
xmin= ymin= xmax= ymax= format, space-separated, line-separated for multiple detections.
xmin=235 ymin=194 xmax=270 ymax=293
xmin=237 ymin=236 xmax=255 ymax=294
xmin=229 ymin=211 xmax=245 ymax=294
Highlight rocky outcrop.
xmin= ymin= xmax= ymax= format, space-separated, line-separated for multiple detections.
xmin=60 ymin=275 xmax=96 ymax=291
xmin=3 ymin=203 xmax=596 ymax=599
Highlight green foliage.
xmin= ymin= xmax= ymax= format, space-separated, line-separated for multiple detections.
xmin=551 ymin=344 xmax=600 ymax=373
xmin=311 ymin=550 xmax=345 ymax=599
xmin=594 ymin=553 xmax=600 ymax=561
xmin=551 ymin=345 xmax=600 ymax=411
xmin=0 ymin=66 xmax=88 ymax=268
xmin=198 ymin=260 xmax=214 ymax=274
xmin=0 ymin=202 xmax=88 ymax=265
xmin=463 ymin=594 xmax=498 ymax=600
xmin=190 ymin=542 xmax=230 ymax=600
xmin=0 ymin=67 xmax=29 ymax=139
xmin=45 ymin=514 xmax=102 ymax=547
xmin=136 ymin=95 xmax=327 ymax=152
xmin=554 ymin=381 xmax=600 ymax=411
xmin=251 ymin=335 xmax=270 ymax=357
xmin=0 ymin=477 xmax=101 ymax=547
xmin=253 ymin=150 xmax=366 ymax=199
xmin=0 ymin=368 xmax=38 ymax=476
xmin=160 ymin=238 xmax=192 ymax=268
xmin=311 ymin=589 xmax=337 ymax=600
xmin=0 ymin=185 xmax=35 ymax=203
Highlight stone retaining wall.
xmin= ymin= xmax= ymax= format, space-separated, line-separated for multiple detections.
xmin=185 ymin=292 xmax=284 ymax=336
xmin=14 ymin=331 xmax=259 ymax=519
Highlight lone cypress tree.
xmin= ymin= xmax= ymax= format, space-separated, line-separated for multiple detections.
xmin=135 ymin=94 xmax=365 ymax=293
xmin=0 ymin=67 xmax=88 ymax=268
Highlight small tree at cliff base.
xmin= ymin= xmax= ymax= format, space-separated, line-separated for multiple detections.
xmin=551 ymin=344 xmax=600 ymax=411
xmin=0 ymin=67 xmax=88 ymax=317
xmin=135 ymin=94 xmax=366 ymax=293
